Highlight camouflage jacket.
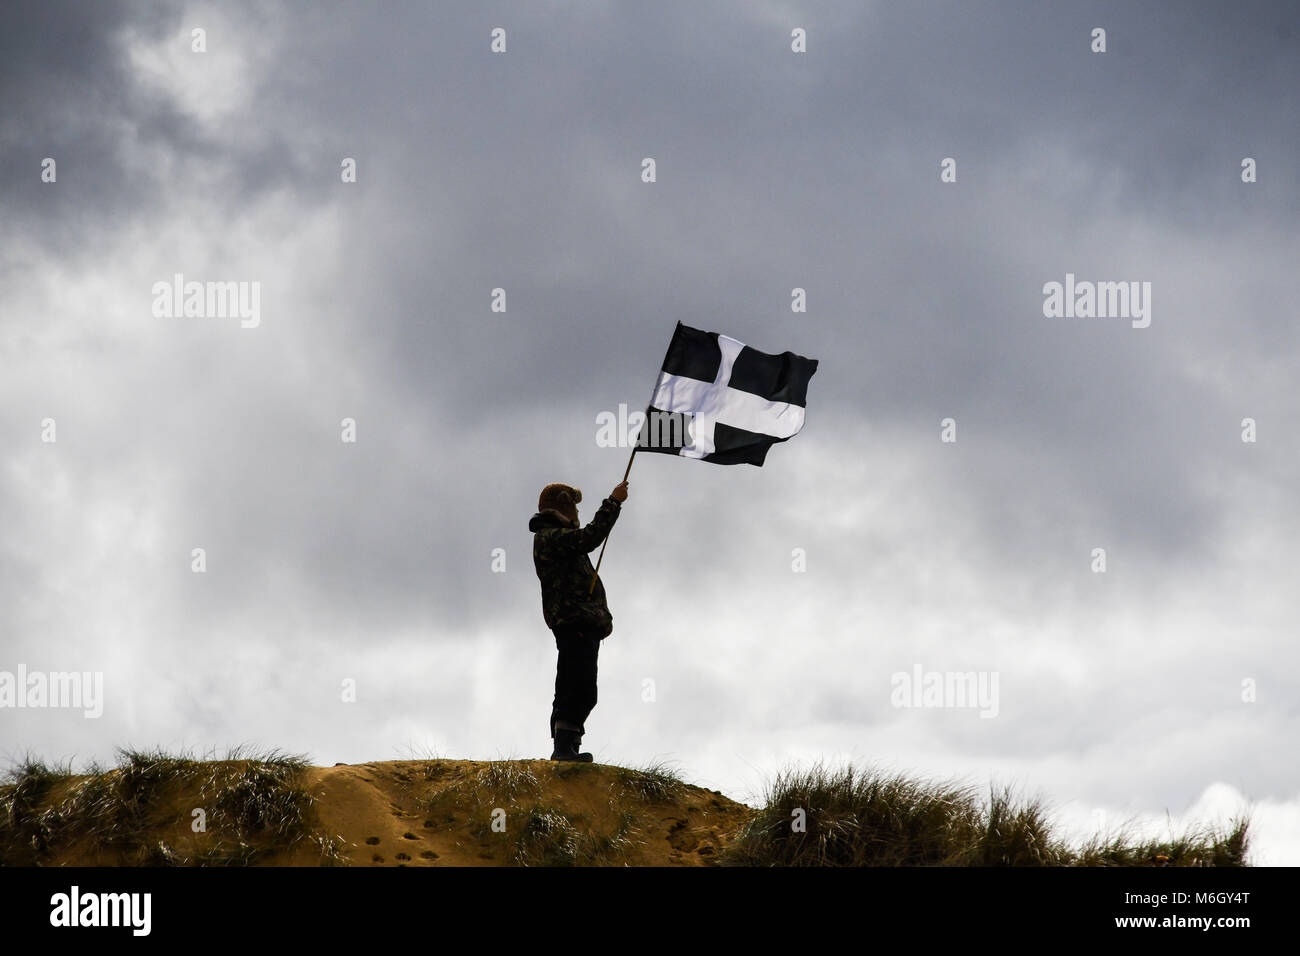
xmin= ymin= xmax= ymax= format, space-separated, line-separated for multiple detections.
xmin=529 ymin=496 xmax=621 ymax=638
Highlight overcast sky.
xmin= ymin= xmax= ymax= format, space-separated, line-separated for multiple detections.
xmin=2 ymin=0 xmax=1296 ymax=863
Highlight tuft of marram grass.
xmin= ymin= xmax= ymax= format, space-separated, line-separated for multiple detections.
xmin=0 ymin=756 xmax=76 ymax=862
xmin=0 ymin=746 xmax=339 ymax=866
xmin=720 ymin=762 xmax=1251 ymax=867
xmin=585 ymin=809 xmax=644 ymax=863
xmin=508 ymin=802 xmax=642 ymax=867
xmin=475 ymin=762 xmax=542 ymax=802
xmin=748 ymin=762 xmax=989 ymax=866
xmin=614 ymin=760 xmax=688 ymax=803
xmin=1069 ymin=814 xmax=1250 ymax=867
xmin=513 ymin=804 xmax=583 ymax=866
xmin=977 ymin=784 xmax=1063 ymax=865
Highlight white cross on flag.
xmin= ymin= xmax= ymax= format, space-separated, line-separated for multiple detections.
xmin=636 ymin=322 xmax=818 ymax=466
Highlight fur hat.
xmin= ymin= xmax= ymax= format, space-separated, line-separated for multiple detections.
xmin=538 ymin=483 xmax=582 ymax=527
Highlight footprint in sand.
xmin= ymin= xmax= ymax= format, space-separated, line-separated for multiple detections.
xmin=395 ymin=852 xmax=411 ymax=861
xmin=365 ymin=836 xmax=381 ymax=845
xmin=372 ymin=854 xmax=384 ymax=863
xmin=420 ymin=850 xmax=439 ymax=860
xmin=666 ymin=819 xmax=698 ymax=852
xmin=403 ymin=832 xmax=420 ymax=841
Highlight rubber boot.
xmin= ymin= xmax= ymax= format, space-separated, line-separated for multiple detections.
xmin=550 ymin=729 xmax=593 ymax=762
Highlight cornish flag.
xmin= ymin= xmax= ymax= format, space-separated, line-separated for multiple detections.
xmin=636 ymin=322 xmax=818 ymax=466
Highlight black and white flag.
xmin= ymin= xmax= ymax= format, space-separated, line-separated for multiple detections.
xmin=635 ymin=322 xmax=818 ymax=466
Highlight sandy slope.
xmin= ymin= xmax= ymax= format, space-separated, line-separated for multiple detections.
xmin=294 ymin=759 xmax=754 ymax=866
xmin=2 ymin=758 xmax=755 ymax=866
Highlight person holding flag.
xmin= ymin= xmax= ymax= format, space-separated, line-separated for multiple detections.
xmin=529 ymin=321 xmax=817 ymax=761
xmin=529 ymin=480 xmax=629 ymax=762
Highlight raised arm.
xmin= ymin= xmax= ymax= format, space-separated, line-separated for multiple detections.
xmin=546 ymin=496 xmax=621 ymax=554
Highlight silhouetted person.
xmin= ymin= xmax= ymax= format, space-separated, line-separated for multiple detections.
xmin=529 ymin=479 xmax=629 ymax=761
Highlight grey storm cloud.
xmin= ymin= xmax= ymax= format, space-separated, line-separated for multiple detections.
xmin=1 ymin=0 xmax=1297 ymax=860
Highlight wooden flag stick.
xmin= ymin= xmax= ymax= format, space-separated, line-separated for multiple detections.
xmin=588 ymin=441 xmax=639 ymax=593
xmin=587 ymin=334 xmax=675 ymax=594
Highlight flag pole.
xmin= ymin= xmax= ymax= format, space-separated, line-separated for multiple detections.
xmin=588 ymin=323 xmax=678 ymax=594
xmin=588 ymin=423 xmax=641 ymax=593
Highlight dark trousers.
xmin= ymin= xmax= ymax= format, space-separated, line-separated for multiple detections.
xmin=549 ymin=628 xmax=601 ymax=738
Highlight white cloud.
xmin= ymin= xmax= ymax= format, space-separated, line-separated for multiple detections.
xmin=124 ymin=4 xmax=279 ymax=130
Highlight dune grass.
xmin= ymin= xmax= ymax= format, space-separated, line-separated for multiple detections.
xmin=0 ymin=746 xmax=345 ymax=866
xmin=613 ymin=759 xmax=688 ymax=803
xmin=475 ymin=761 xmax=543 ymax=801
xmin=3 ymin=751 xmax=1251 ymax=867
xmin=719 ymin=762 xmax=1250 ymax=867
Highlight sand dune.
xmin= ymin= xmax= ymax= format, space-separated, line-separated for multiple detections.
xmin=3 ymin=753 xmax=1248 ymax=866
xmin=297 ymin=759 xmax=750 ymax=866
xmin=1 ymin=756 xmax=752 ymax=867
